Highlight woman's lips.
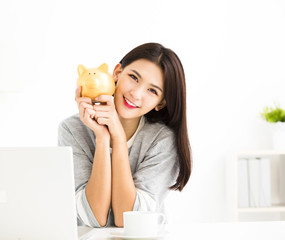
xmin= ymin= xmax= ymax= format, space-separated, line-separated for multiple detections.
xmin=123 ymin=97 xmax=138 ymax=109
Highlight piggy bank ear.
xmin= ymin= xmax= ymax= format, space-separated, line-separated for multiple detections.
xmin=78 ymin=64 xmax=87 ymax=76
xmin=98 ymin=63 xmax=108 ymax=73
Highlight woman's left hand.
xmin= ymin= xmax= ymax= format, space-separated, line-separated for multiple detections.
xmin=93 ymin=95 xmax=126 ymax=142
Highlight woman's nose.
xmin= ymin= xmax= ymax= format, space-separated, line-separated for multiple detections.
xmin=130 ymin=86 xmax=143 ymax=101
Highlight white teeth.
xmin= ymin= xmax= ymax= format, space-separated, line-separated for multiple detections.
xmin=125 ymin=97 xmax=137 ymax=107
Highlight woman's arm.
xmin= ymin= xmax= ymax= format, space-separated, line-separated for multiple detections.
xmin=75 ymin=87 xmax=112 ymax=227
xmin=92 ymin=94 xmax=137 ymax=227
xmin=85 ymin=137 xmax=111 ymax=227
xmin=111 ymin=138 xmax=136 ymax=227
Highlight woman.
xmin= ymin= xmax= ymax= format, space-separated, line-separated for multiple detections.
xmin=58 ymin=42 xmax=192 ymax=228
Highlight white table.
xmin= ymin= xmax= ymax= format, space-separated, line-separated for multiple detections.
xmin=78 ymin=221 xmax=285 ymax=240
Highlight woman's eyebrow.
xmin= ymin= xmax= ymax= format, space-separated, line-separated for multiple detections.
xmin=150 ymin=84 xmax=163 ymax=93
xmin=130 ymin=69 xmax=142 ymax=79
xmin=130 ymin=69 xmax=163 ymax=93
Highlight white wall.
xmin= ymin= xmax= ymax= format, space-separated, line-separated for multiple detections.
xmin=1 ymin=0 xmax=285 ymax=223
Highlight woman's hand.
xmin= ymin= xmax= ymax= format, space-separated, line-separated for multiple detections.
xmin=93 ymin=95 xmax=126 ymax=142
xmin=75 ymin=87 xmax=110 ymax=141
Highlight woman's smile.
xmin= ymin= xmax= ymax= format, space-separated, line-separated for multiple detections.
xmin=123 ymin=96 xmax=138 ymax=109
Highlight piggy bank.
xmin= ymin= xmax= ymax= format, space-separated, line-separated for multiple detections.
xmin=77 ymin=63 xmax=115 ymax=102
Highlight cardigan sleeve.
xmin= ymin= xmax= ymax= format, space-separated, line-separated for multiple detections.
xmin=132 ymin=129 xmax=179 ymax=213
xmin=58 ymin=118 xmax=113 ymax=228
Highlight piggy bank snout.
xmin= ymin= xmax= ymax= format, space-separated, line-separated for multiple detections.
xmin=85 ymin=80 xmax=97 ymax=89
xmin=84 ymin=77 xmax=101 ymax=89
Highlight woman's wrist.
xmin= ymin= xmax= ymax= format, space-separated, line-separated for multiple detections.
xmin=110 ymin=137 xmax=125 ymax=147
xmin=95 ymin=135 xmax=110 ymax=145
xmin=111 ymin=127 xmax=126 ymax=143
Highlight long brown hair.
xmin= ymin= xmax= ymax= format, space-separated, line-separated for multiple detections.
xmin=119 ymin=42 xmax=192 ymax=191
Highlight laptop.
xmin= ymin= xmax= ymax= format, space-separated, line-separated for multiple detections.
xmin=0 ymin=147 xmax=78 ymax=240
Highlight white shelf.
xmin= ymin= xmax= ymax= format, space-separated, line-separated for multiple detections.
xmin=235 ymin=151 xmax=285 ymax=157
xmin=237 ymin=205 xmax=285 ymax=213
xmin=235 ymin=151 xmax=285 ymax=222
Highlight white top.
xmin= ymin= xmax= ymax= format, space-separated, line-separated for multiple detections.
xmin=126 ymin=116 xmax=146 ymax=149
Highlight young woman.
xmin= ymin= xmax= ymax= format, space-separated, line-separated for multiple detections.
xmin=58 ymin=42 xmax=192 ymax=228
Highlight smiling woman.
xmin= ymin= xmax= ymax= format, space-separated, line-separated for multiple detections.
xmin=58 ymin=42 xmax=192 ymax=228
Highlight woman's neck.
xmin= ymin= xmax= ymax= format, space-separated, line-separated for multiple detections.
xmin=119 ymin=116 xmax=141 ymax=141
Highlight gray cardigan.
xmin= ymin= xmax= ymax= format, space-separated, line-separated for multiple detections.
xmin=58 ymin=114 xmax=179 ymax=227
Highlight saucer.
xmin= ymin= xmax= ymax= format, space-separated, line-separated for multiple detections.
xmin=110 ymin=231 xmax=166 ymax=239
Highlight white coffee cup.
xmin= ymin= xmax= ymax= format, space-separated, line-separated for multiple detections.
xmin=123 ymin=211 xmax=166 ymax=237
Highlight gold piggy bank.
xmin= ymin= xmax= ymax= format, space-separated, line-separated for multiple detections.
xmin=77 ymin=63 xmax=115 ymax=102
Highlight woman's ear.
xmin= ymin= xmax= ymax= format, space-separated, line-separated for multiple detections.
xmin=113 ymin=63 xmax=122 ymax=83
xmin=155 ymin=99 xmax=167 ymax=111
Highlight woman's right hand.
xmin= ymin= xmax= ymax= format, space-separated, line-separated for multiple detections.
xmin=75 ymin=86 xmax=110 ymax=141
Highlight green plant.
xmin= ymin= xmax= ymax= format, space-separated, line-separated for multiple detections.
xmin=261 ymin=104 xmax=285 ymax=123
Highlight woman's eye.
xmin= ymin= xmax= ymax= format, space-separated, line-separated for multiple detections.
xmin=129 ymin=74 xmax=138 ymax=81
xmin=149 ymin=88 xmax=158 ymax=95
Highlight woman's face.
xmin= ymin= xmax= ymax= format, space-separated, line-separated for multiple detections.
xmin=113 ymin=59 xmax=166 ymax=121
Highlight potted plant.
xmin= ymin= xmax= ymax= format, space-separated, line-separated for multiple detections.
xmin=261 ymin=104 xmax=285 ymax=150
